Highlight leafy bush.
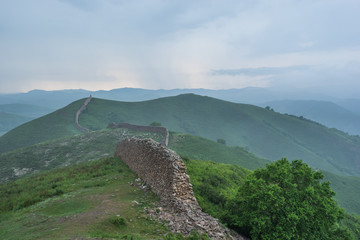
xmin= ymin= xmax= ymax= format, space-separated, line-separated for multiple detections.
xmin=227 ymin=158 xmax=351 ymax=240
xmin=110 ymin=216 xmax=126 ymax=227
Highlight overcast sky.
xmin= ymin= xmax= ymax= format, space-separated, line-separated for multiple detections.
xmin=0 ymin=0 xmax=359 ymax=97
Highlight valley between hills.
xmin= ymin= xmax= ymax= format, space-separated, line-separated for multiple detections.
xmin=0 ymin=94 xmax=360 ymax=239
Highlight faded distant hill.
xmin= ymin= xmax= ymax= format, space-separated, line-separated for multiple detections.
xmin=1 ymin=94 xmax=360 ymax=177
xmin=3 ymin=87 xmax=359 ymax=108
xmin=0 ymin=112 xmax=32 ymax=136
xmin=262 ymin=100 xmax=360 ymax=135
xmin=0 ymin=103 xmax=53 ymax=118
xmin=0 ymin=103 xmax=54 ymax=136
xmin=0 ymin=89 xmax=91 ymax=109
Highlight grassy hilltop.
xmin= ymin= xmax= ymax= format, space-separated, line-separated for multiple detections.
xmin=1 ymin=94 xmax=360 ymax=177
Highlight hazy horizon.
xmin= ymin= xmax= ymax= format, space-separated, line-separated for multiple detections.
xmin=1 ymin=0 xmax=359 ymax=98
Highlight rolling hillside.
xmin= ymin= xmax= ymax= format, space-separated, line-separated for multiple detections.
xmin=0 ymin=156 xmax=176 ymax=240
xmin=263 ymin=100 xmax=360 ymax=135
xmin=1 ymin=127 xmax=359 ymax=217
xmin=1 ymin=94 xmax=360 ymax=177
xmin=78 ymin=95 xmax=360 ymax=177
xmin=0 ymin=99 xmax=85 ymax=153
xmin=0 ymin=112 xmax=32 ymax=136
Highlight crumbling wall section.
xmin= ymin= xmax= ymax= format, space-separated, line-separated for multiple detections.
xmin=114 ymin=138 xmax=196 ymax=205
xmin=114 ymin=138 xmax=245 ymax=240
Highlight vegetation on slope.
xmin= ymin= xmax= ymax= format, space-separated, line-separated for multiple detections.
xmin=1 ymin=94 xmax=360 ymax=177
xmin=0 ymin=156 xmax=209 ymax=240
xmin=169 ymin=133 xmax=270 ymax=170
xmin=186 ymin=158 xmax=359 ymax=240
xmin=2 ymin=127 xmax=360 ymax=216
xmin=0 ymin=112 xmax=32 ymax=136
xmin=0 ymin=128 xmax=162 ymax=183
xmin=0 ymin=99 xmax=86 ymax=154
xmin=227 ymin=159 xmax=350 ymax=240
xmin=0 ymin=157 xmax=167 ymax=239
xmin=77 ymin=95 xmax=360 ymax=177
xmin=262 ymin=100 xmax=360 ymax=135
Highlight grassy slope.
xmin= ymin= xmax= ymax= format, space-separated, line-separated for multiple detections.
xmin=1 ymin=127 xmax=360 ymax=217
xmin=168 ymin=132 xmax=270 ymax=170
xmin=324 ymin=171 xmax=360 ymax=215
xmin=263 ymin=100 xmax=360 ymax=135
xmin=0 ymin=128 xmax=163 ymax=183
xmin=0 ymin=112 xmax=32 ymax=136
xmin=0 ymin=157 xmax=172 ymax=240
xmin=0 ymin=99 xmax=85 ymax=153
xmin=1 ymin=94 xmax=360 ymax=176
xmin=78 ymin=95 xmax=360 ymax=176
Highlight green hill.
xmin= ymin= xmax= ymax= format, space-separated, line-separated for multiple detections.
xmin=80 ymin=95 xmax=360 ymax=177
xmin=263 ymin=100 xmax=360 ymax=135
xmin=168 ymin=133 xmax=270 ymax=170
xmin=1 ymin=127 xmax=360 ymax=217
xmin=1 ymin=151 xmax=359 ymax=239
xmin=0 ymin=128 xmax=163 ymax=184
xmin=1 ymin=94 xmax=360 ymax=177
xmin=0 ymin=99 xmax=85 ymax=153
xmin=0 ymin=157 xmax=176 ymax=240
xmin=0 ymin=112 xmax=32 ymax=136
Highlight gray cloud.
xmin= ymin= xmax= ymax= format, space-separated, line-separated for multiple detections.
xmin=0 ymin=0 xmax=359 ymax=97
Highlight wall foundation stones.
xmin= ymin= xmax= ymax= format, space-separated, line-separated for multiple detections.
xmin=114 ymin=138 xmax=246 ymax=240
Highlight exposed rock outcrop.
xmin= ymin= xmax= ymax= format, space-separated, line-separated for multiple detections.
xmin=114 ymin=138 xmax=246 ymax=239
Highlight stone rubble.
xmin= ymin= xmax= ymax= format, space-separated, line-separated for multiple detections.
xmin=115 ymin=138 xmax=246 ymax=240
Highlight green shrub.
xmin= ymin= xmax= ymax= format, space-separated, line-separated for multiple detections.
xmin=110 ymin=216 xmax=126 ymax=227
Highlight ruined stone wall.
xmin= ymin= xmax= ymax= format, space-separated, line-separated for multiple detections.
xmin=114 ymin=138 xmax=245 ymax=240
xmin=114 ymin=138 xmax=196 ymax=205
xmin=108 ymin=122 xmax=169 ymax=146
xmin=75 ymin=95 xmax=92 ymax=133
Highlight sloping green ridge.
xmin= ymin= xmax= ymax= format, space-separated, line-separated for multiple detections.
xmin=0 ymin=112 xmax=32 ymax=136
xmin=1 ymin=94 xmax=360 ymax=177
xmin=0 ymin=128 xmax=163 ymax=184
xmin=0 ymin=99 xmax=84 ymax=153
xmin=1 ymin=148 xmax=359 ymax=239
xmin=78 ymin=95 xmax=360 ymax=176
xmin=1 ymin=128 xmax=359 ymax=216
xmin=0 ymin=157 xmax=174 ymax=240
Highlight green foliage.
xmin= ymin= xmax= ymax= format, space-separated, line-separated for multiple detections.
xmin=149 ymin=121 xmax=162 ymax=126
xmin=216 ymin=138 xmax=226 ymax=145
xmin=110 ymin=216 xmax=126 ymax=227
xmin=185 ymin=159 xmax=250 ymax=220
xmin=227 ymin=158 xmax=350 ymax=240
xmin=164 ymin=231 xmax=210 ymax=240
xmin=3 ymin=94 xmax=360 ymax=178
xmin=0 ymin=156 xmax=175 ymax=239
xmin=170 ymin=133 xmax=269 ymax=170
xmin=0 ymin=157 xmax=129 ymax=213
xmin=0 ymin=99 xmax=84 ymax=153
xmin=0 ymin=128 xmax=163 ymax=183
xmin=342 ymin=214 xmax=360 ymax=240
